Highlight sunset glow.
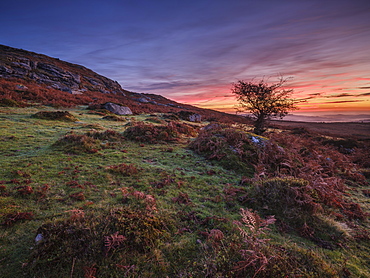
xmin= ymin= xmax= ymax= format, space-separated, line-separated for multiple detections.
xmin=1 ymin=0 xmax=369 ymax=118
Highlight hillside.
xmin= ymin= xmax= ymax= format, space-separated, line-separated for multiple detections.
xmin=0 ymin=44 xmax=249 ymax=124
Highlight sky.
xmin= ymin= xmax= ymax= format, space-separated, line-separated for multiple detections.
xmin=1 ymin=0 xmax=370 ymax=117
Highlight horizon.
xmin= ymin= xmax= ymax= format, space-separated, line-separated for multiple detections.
xmin=274 ymin=112 xmax=370 ymax=123
xmin=1 ymin=0 xmax=370 ymax=116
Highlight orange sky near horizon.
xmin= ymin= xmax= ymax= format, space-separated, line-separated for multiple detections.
xmin=170 ymin=76 xmax=370 ymax=115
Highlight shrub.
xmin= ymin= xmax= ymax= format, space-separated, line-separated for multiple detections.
xmin=189 ymin=125 xmax=258 ymax=175
xmin=53 ymin=130 xmax=125 ymax=154
xmin=53 ymin=133 xmax=100 ymax=154
xmin=106 ymin=163 xmax=140 ymax=176
xmin=123 ymin=121 xmax=197 ymax=143
xmin=102 ymin=115 xmax=126 ymax=121
xmin=249 ymin=178 xmax=321 ymax=225
xmin=0 ymin=98 xmax=23 ymax=107
xmin=31 ymin=111 xmax=78 ymax=122
xmin=86 ymin=129 xmax=125 ymax=143
xmin=28 ymin=207 xmax=168 ymax=277
xmin=254 ymin=132 xmax=368 ymax=220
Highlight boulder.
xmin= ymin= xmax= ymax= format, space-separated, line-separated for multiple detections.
xmin=103 ymin=102 xmax=133 ymax=115
xmin=177 ymin=111 xmax=202 ymax=122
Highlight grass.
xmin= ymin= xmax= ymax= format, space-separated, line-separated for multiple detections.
xmin=0 ymin=106 xmax=369 ymax=277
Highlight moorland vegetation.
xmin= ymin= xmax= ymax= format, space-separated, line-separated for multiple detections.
xmin=0 ymin=103 xmax=369 ymax=277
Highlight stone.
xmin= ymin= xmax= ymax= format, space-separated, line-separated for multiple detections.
xmin=35 ymin=233 xmax=43 ymax=244
xmin=103 ymin=102 xmax=133 ymax=115
xmin=137 ymin=97 xmax=150 ymax=103
xmin=177 ymin=110 xmax=202 ymax=122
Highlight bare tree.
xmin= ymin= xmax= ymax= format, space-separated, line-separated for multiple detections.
xmin=232 ymin=77 xmax=299 ymax=134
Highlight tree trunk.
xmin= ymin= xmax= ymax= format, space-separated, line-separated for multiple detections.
xmin=254 ymin=115 xmax=266 ymax=135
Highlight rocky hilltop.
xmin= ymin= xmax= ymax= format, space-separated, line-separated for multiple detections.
xmin=0 ymin=44 xmax=249 ymax=123
xmin=0 ymin=44 xmax=125 ymax=95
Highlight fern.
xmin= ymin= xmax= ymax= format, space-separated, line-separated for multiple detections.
xmin=233 ymin=208 xmax=276 ymax=277
xmin=104 ymin=231 xmax=127 ymax=255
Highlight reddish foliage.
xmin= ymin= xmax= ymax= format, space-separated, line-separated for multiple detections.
xmin=151 ymin=175 xmax=175 ymax=189
xmin=254 ymin=132 xmax=368 ymax=220
xmin=106 ymin=163 xmax=139 ymax=176
xmin=0 ymin=185 xmax=8 ymax=196
xmin=206 ymin=229 xmax=225 ymax=249
xmin=35 ymin=184 xmax=51 ymax=199
xmin=12 ymin=170 xmax=31 ymax=178
xmin=104 ymin=231 xmax=127 ymax=256
xmin=69 ymin=191 xmax=85 ymax=201
xmin=172 ymin=192 xmax=192 ymax=205
xmin=66 ymin=180 xmax=84 ymax=189
xmin=16 ymin=185 xmax=33 ymax=195
xmin=2 ymin=211 xmax=34 ymax=226
xmin=120 ymin=187 xmax=158 ymax=212
xmin=223 ymin=184 xmax=249 ymax=203
xmin=66 ymin=209 xmax=85 ymax=221
xmin=83 ymin=265 xmax=97 ymax=278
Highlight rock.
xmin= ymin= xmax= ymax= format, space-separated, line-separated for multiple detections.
xmin=103 ymin=102 xmax=133 ymax=115
xmin=201 ymin=123 xmax=221 ymax=131
xmin=35 ymin=233 xmax=43 ymax=244
xmin=177 ymin=111 xmax=202 ymax=122
xmin=0 ymin=65 xmax=12 ymax=76
xmin=16 ymin=84 xmax=28 ymax=90
xmin=137 ymin=97 xmax=150 ymax=103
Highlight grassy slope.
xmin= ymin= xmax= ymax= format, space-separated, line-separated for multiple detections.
xmin=0 ymin=106 xmax=369 ymax=277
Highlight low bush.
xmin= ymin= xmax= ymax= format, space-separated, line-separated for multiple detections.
xmin=86 ymin=129 xmax=125 ymax=142
xmin=189 ymin=125 xmax=258 ymax=175
xmin=255 ymin=132 xmax=368 ymax=220
xmin=0 ymin=98 xmax=24 ymax=107
xmin=102 ymin=115 xmax=126 ymax=121
xmin=106 ymin=163 xmax=140 ymax=176
xmin=53 ymin=130 xmax=125 ymax=154
xmin=248 ymin=177 xmax=321 ymax=227
xmin=123 ymin=121 xmax=197 ymax=143
xmin=28 ymin=207 xmax=169 ymax=277
xmin=31 ymin=111 xmax=78 ymax=122
xmin=53 ymin=133 xmax=100 ymax=154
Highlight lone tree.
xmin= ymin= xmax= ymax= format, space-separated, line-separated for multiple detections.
xmin=232 ymin=78 xmax=299 ymax=134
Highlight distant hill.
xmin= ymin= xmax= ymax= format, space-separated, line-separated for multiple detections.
xmin=0 ymin=44 xmax=249 ymax=123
